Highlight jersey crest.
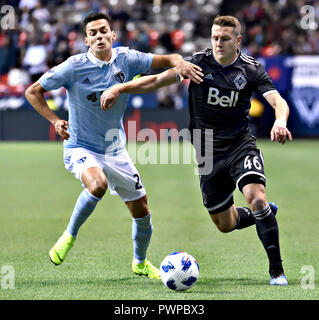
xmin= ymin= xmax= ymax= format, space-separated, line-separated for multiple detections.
xmin=114 ymin=71 xmax=126 ymax=83
xmin=234 ymin=73 xmax=247 ymax=90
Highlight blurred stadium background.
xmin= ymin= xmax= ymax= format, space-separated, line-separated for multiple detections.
xmin=0 ymin=0 xmax=319 ymax=140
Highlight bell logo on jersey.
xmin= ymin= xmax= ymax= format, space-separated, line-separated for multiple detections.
xmin=207 ymin=87 xmax=239 ymax=107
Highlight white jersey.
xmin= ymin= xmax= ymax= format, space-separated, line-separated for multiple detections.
xmin=39 ymin=47 xmax=154 ymax=154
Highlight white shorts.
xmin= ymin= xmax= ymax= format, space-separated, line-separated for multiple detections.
xmin=63 ymin=147 xmax=146 ymax=202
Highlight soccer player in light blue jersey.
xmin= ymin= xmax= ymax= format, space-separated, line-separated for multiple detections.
xmin=25 ymin=12 xmax=204 ymax=279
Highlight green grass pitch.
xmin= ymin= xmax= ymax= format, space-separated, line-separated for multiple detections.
xmin=0 ymin=139 xmax=318 ymax=300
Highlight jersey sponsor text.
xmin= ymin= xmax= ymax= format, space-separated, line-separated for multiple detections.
xmin=207 ymin=87 xmax=239 ymax=107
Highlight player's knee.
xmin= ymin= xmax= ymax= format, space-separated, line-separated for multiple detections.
xmin=243 ymin=185 xmax=266 ymax=211
xmin=250 ymin=197 xmax=267 ymax=211
xmin=88 ymin=179 xmax=108 ymax=198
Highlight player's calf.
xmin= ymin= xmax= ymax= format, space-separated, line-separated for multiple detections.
xmin=211 ymin=202 xmax=279 ymax=232
xmin=235 ymin=202 xmax=278 ymax=230
xmin=209 ymin=205 xmax=238 ymax=233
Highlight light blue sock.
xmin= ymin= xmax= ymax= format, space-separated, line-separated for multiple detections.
xmin=66 ymin=188 xmax=101 ymax=238
xmin=132 ymin=213 xmax=153 ymax=264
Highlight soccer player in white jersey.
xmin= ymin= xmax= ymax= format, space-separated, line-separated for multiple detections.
xmin=25 ymin=12 xmax=203 ymax=279
xmin=99 ymin=16 xmax=293 ymax=285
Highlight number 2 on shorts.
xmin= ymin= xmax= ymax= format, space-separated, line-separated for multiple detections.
xmin=133 ymin=174 xmax=143 ymax=190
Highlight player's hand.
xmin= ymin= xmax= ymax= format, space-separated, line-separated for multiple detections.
xmin=54 ymin=119 xmax=70 ymax=140
xmin=270 ymin=120 xmax=292 ymax=144
xmin=174 ymin=60 xmax=204 ymax=84
xmin=100 ymin=85 xmax=121 ymax=111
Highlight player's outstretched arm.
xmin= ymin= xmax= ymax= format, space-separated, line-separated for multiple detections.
xmin=25 ymin=81 xmax=70 ymax=140
xmin=265 ymin=91 xmax=293 ymax=144
xmin=151 ymin=54 xmax=203 ymax=84
xmin=100 ymin=68 xmax=179 ymax=111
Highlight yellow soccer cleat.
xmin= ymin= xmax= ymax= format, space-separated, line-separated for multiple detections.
xmin=132 ymin=259 xmax=161 ymax=279
xmin=49 ymin=231 xmax=75 ymax=265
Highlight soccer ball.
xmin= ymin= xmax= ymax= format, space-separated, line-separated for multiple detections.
xmin=160 ymin=252 xmax=199 ymax=291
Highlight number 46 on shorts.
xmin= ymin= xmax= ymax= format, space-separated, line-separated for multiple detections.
xmin=244 ymin=155 xmax=263 ymax=171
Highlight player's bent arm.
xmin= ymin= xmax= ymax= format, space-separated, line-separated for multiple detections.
xmin=151 ymin=54 xmax=203 ymax=84
xmin=100 ymin=69 xmax=178 ymax=110
xmin=25 ymin=81 xmax=70 ymax=140
xmin=265 ymin=91 xmax=292 ymax=144
xmin=122 ymin=68 xmax=178 ymax=93
xmin=25 ymin=81 xmax=59 ymax=125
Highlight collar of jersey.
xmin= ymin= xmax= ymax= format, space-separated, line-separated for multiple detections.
xmin=87 ymin=49 xmax=116 ymax=68
xmin=212 ymin=49 xmax=241 ymax=68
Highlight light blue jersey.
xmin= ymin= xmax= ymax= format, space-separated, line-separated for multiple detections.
xmin=39 ymin=47 xmax=154 ymax=154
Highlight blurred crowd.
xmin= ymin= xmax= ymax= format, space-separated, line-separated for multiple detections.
xmin=227 ymin=0 xmax=319 ymax=57
xmin=1 ymin=0 xmax=319 ymax=109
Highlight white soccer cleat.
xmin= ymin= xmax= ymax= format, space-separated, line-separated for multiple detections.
xmin=270 ymin=274 xmax=288 ymax=286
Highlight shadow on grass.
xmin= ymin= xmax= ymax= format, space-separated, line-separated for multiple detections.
xmin=204 ymin=276 xmax=300 ymax=286
xmin=192 ymin=276 xmax=300 ymax=295
xmin=17 ymin=276 xmax=136 ymax=289
xmin=200 ymin=277 xmax=266 ymax=286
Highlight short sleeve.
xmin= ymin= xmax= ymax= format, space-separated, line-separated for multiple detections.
xmin=253 ymin=63 xmax=276 ymax=96
xmin=39 ymin=59 xmax=73 ymax=91
xmin=127 ymin=49 xmax=154 ymax=78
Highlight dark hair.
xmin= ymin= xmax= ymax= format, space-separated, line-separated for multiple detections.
xmin=213 ymin=15 xmax=241 ymax=36
xmin=83 ymin=12 xmax=112 ymax=32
